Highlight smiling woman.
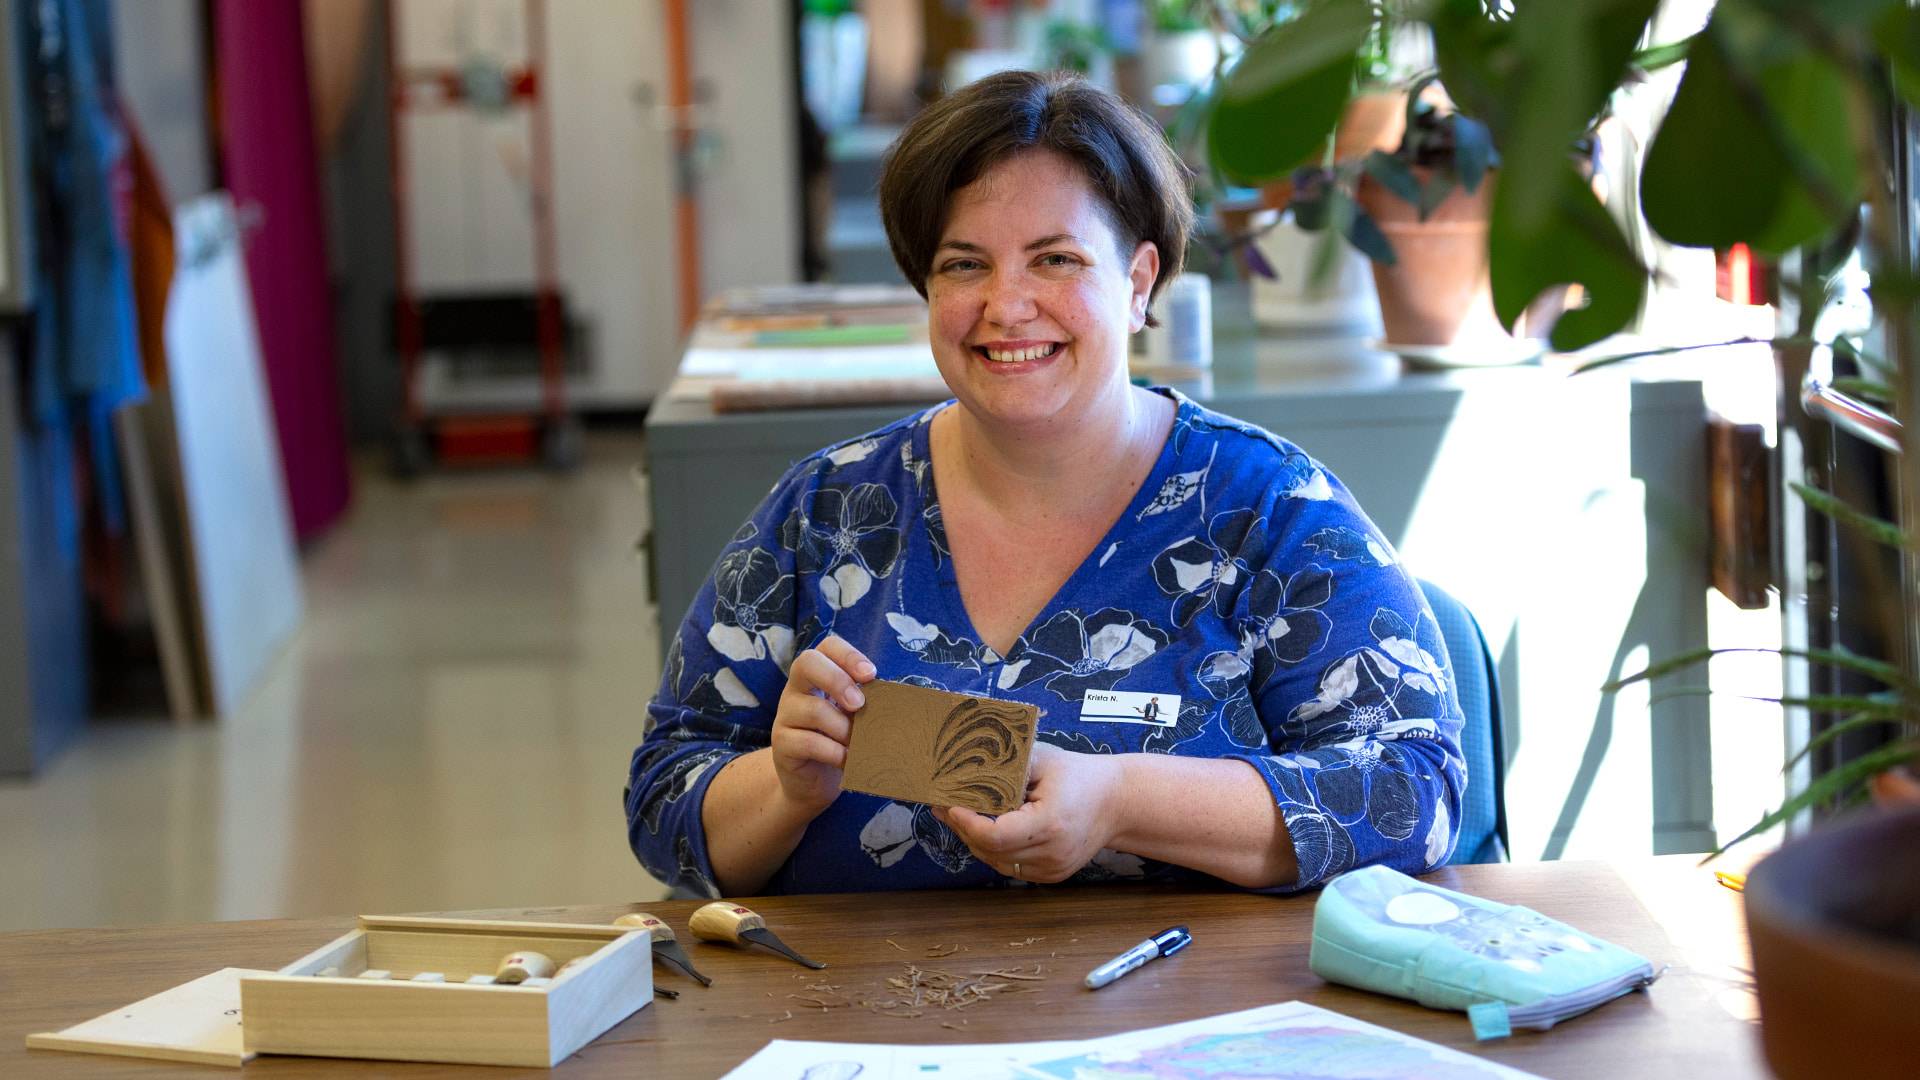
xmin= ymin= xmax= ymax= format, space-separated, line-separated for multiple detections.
xmin=626 ymin=71 xmax=1465 ymax=900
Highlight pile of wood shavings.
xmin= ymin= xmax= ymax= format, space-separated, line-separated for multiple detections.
xmin=782 ymin=963 xmax=1049 ymax=1022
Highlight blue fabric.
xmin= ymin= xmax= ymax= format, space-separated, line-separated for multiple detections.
xmin=627 ymin=389 xmax=1466 ymax=896
xmin=19 ymin=0 xmax=147 ymax=542
xmin=1419 ymin=581 xmax=1508 ymax=865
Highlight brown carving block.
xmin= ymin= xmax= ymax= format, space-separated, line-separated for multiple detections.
xmin=843 ymin=680 xmax=1038 ymax=814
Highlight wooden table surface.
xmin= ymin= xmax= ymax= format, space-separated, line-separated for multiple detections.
xmin=2 ymin=857 xmax=1766 ymax=1078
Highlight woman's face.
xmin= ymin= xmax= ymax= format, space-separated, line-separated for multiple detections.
xmin=926 ymin=149 xmax=1158 ymax=434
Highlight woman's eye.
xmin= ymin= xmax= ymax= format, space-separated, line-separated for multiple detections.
xmin=941 ymin=259 xmax=983 ymax=274
xmin=1039 ymin=253 xmax=1079 ymax=268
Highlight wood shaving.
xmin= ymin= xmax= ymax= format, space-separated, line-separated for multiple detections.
xmin=926 ymin=943 xmax=964 ymax=958
xmin=885 ymin=938 xmax=907 ymax=952
xmin=856 ymin=961 xmax=1050 ymax=1019
xmin=969 ymin=965 xmax=1046 ymax=981
xmin=1008 ymin=937 xmax=1044 ymax=948
xmin=770 ymin=1010 xmax=794 ymax=1024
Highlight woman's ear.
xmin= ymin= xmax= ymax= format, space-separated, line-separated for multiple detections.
xmin=1128 ymin=240 xmax=1160 ymax=333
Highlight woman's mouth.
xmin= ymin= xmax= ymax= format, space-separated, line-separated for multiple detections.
xmin=974 ymin=342 xmax=1063 ymax=363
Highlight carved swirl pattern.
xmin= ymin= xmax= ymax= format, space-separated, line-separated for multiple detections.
xmin=930 ymin=699 xmax=1034 ymax=813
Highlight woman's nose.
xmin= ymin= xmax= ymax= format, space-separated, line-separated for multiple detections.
xmin=982 ymin=269 xmax=1039 ymax=327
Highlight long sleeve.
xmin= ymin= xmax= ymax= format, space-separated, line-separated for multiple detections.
xmin=1212 ymin=448 xmax=1467 ymax=890
xmin=623 ymin=459 xmax=822 ymax=895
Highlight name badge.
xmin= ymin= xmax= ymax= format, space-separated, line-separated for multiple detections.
xmin=1079 ymin=689 xmax=1180 ymax=726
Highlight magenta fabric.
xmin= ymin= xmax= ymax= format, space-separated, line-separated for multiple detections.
xmin=215 ymin=0 xmax=351 ymax=542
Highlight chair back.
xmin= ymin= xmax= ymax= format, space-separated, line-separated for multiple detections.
xmin=1418 ymin=579 xmax=1509 ymax=864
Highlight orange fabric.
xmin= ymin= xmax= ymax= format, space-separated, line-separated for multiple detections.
xmin=124 ymin=122 xmax=175 ymax=384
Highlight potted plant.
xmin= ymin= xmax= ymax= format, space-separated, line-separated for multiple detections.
xmin=1144 ymin=1 xmax=1220 ymax=96
xmin=1280 ymin=75 xmax=1512 ymax=347
xmin=1201 ymin=2 xmax=1920 ymax=1075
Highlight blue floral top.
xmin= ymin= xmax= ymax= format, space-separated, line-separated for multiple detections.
xmin=626 ymin=389 xmax=1466 ymax=896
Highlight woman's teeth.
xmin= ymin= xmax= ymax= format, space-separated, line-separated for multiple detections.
xmin=982 ymin=343 xmax=1060 ymax=363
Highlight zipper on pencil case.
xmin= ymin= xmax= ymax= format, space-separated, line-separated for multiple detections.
xmin=1466 ymin=968 xmax=1662 ymax=1040
xmin=1503 ymin=967 xmax=1662 ymax=1029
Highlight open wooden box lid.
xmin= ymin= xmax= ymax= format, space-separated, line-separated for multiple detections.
xmin=25 ymin=916 xmax=653 ymax=1069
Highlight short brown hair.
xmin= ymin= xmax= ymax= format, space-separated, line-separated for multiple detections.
xmin=878 ymin=71 xmax=1193 ymax=326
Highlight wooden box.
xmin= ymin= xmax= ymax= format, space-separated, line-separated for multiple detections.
xmin=240 ymin=916 xmax=653 ymax=1068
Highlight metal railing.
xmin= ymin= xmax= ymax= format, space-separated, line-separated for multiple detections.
xmin=1802 ymin=375 xmax=1903 ymax=457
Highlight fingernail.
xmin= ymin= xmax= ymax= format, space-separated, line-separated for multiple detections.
xmin=846 ymin=687 xmax=865 ymax=710
xmin=858 ymin=661 xmax=876 ymax=678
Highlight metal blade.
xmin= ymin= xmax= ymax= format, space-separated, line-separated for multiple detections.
xmin=653 ymin=986 xmax=680 ymax=1000
xmin=740 ymin=927 xmax=826 ymax=969
xmin=653 ymin=939 xmax=714 ymax=986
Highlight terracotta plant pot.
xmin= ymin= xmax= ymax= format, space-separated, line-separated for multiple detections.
xmin=1743 ymin=804 xmax=1920 ymax=1079
xmin=1355 ymin=168 xmax=1507 ymax=347
xmin=1869 ymin=761 xmax=1920 ymax=807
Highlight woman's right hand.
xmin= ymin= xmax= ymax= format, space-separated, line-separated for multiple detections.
xmin=771 ymin=635 xmax=876 ymax=813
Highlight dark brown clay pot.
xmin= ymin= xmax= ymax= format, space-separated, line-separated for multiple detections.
xmin=1743 ymin=804 xmax=1920 ymax=1079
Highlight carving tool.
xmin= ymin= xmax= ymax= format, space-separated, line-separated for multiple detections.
xmin=613 ymin=912 xmax=714 ymax=986
xmin=493 ymin=950 xmax=556 ymax=985
xmin=689 ymin=902 xmax=826 ymax=969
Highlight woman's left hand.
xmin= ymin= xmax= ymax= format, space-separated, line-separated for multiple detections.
xmin=933 ymin=744 xmax=1128 ymax=883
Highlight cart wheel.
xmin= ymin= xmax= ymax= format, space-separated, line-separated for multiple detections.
xmin=543 ymin=417 xmax=582 ymax=470
xmin=392 ymin=426 xmax=431 ymax=479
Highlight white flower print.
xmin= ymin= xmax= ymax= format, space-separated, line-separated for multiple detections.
xmin=1303 ymin=525 xmax=1393 ymax=566
xmin=859 ymin=802 xmax=973 ymax=873
xmin=706 ymin=547 xmax=796 ymax=669
xmin=827 ymin=438 xmax=878 ymax=467
xmin=1150 ymin=508 xmax=1266 ymax=627
xmin=1425 ymin=800 xmax=1453 ymax=868
xmin=885 ymin=612 xmax=990 ymax=670
xmin=781 ymin=483 xmax=903 ymax=612
xmin=1005 ymin=608 xmax=1170 ymax=701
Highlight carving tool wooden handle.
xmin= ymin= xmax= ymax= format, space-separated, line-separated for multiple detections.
xmin=689 ymin=903 xmax=764 ymax=944
xmin=615 ymin=912 xmax=713 ymax=986
xmin=690 ymin=902 xmax=825 ymax=969
xmin=614 ymin=912 xmax=679 ymax=942
xmin=493 ymin=950 xmax=556 ymax=984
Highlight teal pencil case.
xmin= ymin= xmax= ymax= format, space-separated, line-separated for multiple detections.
xmin=1309 ymin=865 xmax=1661 ymax=1040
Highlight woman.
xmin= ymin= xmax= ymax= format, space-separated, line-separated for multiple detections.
xmin=626 ymin=71 xmax=1465 ymax=898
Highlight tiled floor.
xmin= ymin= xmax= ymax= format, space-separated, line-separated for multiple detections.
xmin=0 ymin=432 xmax=670 ymax=931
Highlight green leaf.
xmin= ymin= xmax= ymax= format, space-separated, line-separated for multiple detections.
xmin=1630 ymin=34 xmax=1697 ymax=74
xmin=1344 ymin=204 xmax=1397 ymax=265
xmin=1792 ymin=482 xmax=1913 ymax=549
xmin=1713 ymin=742 xmax=1920 ymax=857
xmin=1570 ymin=335 xmax=1787 ymax=374
xmin=1291 ymin=187 xmax=1332 ymax=231
xmin=1784 ymin=710 xmax=1906 ymax=774
xmin=1451 ymin=116 xmax=1494 ymax=194
xmin=1206 ymin=2 xmax=1372 ymax=185
xmin=1647 ymin=688 xmax=1911 ymax=717
xmin=1430 ymin=0 xmax=1515 ymax=136
xmin=1759 ymin=0 xmax=1901 ymax=30
xmin=1874 ymin=7 xmax=1920 ymax=112
xmin=1831 ymin=376 xmax=1895 ymax=405
xmin=1640 ymin=8 xmax=1861 ymax=255
xmin=1603 ymin=644 xmax=1916 ymax=693
xmin=1493 ymin=0 xmax=1660 ymax=233
xmin=1418 ymin=170 xmax=1457 ymax=221
xmin=1489 ymin=161 xmax=1647 ymax=351
xmin=1361 ymin=150 xmax=1422 ymax=206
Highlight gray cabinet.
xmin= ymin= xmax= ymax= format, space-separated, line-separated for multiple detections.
xmin=642 ymin=335 xmax=1715 ymax=859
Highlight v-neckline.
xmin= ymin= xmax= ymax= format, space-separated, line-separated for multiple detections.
xmin=912 ymin=388 xmax=1192 ymax=669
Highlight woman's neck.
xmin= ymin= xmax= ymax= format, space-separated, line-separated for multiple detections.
xmin=936 ymin=384 xmax=1171 ymax=521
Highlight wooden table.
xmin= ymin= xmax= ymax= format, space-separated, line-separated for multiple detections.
xmin=3 ymin=858 xmax=1765 ymax=1078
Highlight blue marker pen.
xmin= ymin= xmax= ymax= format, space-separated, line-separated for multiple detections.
xmin=1083 ymin=926 xmax=1192 ymax=990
